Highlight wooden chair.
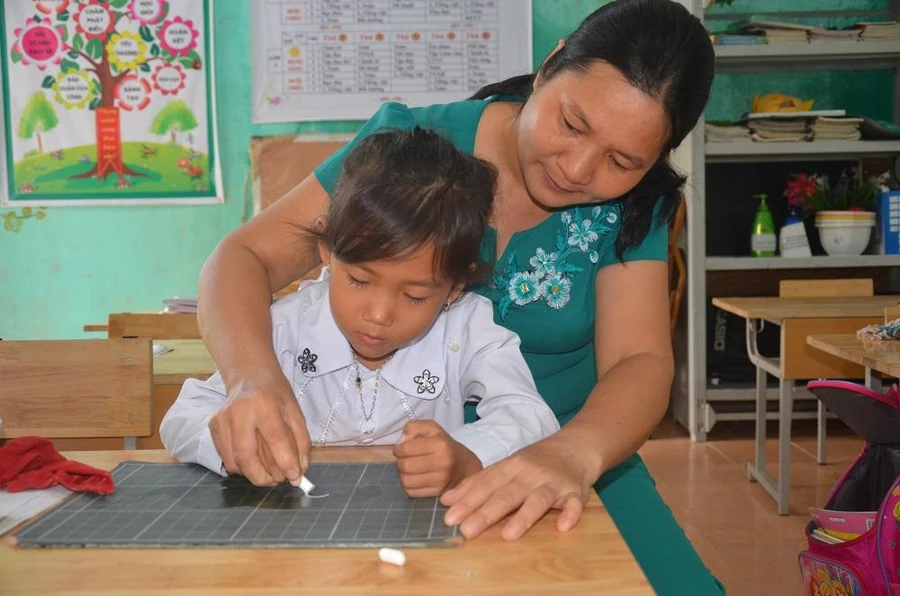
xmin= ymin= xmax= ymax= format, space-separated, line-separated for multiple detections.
xmin=0 ymin=338 xmax=153 ymax=449
xmin=107 ymin=312 xmax=200 ymax=339
xmin=779 ymin=278 xmax=874 ymax=464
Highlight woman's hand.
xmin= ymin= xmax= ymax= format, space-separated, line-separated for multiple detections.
xmin=393 ymin=420 xmax=483 ymax=497
xmin=208 ymin=374 xmax=311 ymax=487
xmin=439 ymin=434 xmax=595 ymax=541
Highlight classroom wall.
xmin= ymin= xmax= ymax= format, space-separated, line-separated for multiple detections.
xmin=0 ymin=0 xmax=892 ymax=339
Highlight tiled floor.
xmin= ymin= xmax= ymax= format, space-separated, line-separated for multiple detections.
xmin=639 ymin=418 xmax=865 ymax=596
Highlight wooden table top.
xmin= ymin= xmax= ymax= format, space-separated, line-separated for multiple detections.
xmin=0 ymin=449 xmax=650 ymax=595
xmin=152 ymin=339 xmax=216 ymax=385
xmin=807 ymin=334 xmax=900 ymax=379
xmin=712 ymin=295 xmax=900 ymax=322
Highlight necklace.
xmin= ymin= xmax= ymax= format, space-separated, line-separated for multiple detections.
xmin=353 ymin=353 xmax=393 ymax=437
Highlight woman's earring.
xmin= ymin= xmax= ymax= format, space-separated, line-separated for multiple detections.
xmin=443 ymin=301 xmax=451 ymax=312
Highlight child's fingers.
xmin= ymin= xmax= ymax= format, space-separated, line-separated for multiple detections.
xmin=395 ymin=452 xmax=441 ymax=475
xmin=398 ymin=419 xmax=443 ymax=444
xmin=399 ymin=471 xmax=445 ymax=494
xmin=393 ymin=435 xmax=443 ymax=459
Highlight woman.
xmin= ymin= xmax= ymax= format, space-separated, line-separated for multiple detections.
xmin=199 ymin=0 xmax=722 ymax=593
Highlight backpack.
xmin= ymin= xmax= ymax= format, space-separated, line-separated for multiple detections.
xmin=799 ymin=380 xmax=900 ymax=596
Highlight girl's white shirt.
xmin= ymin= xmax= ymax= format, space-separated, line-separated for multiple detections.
xmin=160 ymin=274 xmax=559 ymax=475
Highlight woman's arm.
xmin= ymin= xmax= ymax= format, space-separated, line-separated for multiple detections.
xmin=440 ymin=260 xmax=673 ymax=540
xmin=197 ymin=175 xmax=330 ymax=486
xmin=562 ymin=259 xmax=674 ymax=478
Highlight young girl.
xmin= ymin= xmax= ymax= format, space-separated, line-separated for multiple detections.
xmin=160 ymin=127 xmax=559 ymax=496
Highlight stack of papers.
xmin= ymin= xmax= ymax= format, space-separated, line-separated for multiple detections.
xmin=705 ymin=122 xmax=751 ymax=143
xmin=857 ymin=21 xmax=900 ymax=41
xmin=748 ymin=118 xmax=811 ymax=142
xmin=812 ymin=116 xmax=863 ymax=141
xmin=162 ymin=296 xmax=198 ymax=314
xmin=809 ymin=27 xmax=861 ymax=43
xmin=747 ymin=21 xmax=811 ymax=43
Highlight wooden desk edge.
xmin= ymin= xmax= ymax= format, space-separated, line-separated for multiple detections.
xmin=807 ymin=334 xmax=900 ymax=378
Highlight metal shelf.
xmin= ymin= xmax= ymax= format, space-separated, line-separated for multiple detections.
xmin=706 ymin=140 xmax=900 ymax=162
xmin=714 ymin=41 xmax=900 ymax=72
xmin=706 ymin=255 xmax=900 ymax=271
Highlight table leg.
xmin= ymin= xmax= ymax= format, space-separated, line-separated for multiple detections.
xmin=744 ymin=318 xmax=792 ymax=515
xmin=816 ymin=401 xmax=827 ymax=465
xmin=776 ymin=378 xmax=794 ymax=515
xmin=750 ymin=363 xmax=766 ymax=481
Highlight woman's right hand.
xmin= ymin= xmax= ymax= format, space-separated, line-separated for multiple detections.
xmin=208 ymin=374 xmax=311 ymax=486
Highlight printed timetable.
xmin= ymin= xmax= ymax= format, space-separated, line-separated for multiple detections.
xmin=252 ymin=0 xmax=532 ymax=122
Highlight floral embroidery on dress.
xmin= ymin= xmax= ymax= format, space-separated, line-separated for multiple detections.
xmin=493 ymin=206 xmax=617 ymax=320
xmin=413 ymin=369 xmax=440 ymax=394
xmin=298 ymin=348 xmax=318 ymax=373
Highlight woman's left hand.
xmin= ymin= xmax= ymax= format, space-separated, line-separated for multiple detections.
xmin=439 ymin=434 xmax=595 ymax=541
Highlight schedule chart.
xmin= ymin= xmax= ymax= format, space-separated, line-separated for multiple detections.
xmin=252 ymin=0 xmax=532 ymax=122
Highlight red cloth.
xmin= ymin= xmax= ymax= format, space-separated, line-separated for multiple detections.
xmin=0 ymin=436 xmax=115 ymax=495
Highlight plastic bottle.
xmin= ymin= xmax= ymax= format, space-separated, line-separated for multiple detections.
xmin=751 ymin=193 xmax=777 ymax=257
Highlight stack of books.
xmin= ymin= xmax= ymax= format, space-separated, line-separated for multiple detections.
xmin=747 ymin=118 xmax=811 ymax=142
xmin=705 ymin=122 xmax=750 ymax=143
xmin=811 ymin=116 xmax=863 ymax=141
xmin=808 ymin=27 xmax=861 ymax=43
xmin=746 ymin=21 xmax=810 ymax=43
xmin=857 ymin=21 xmax=900 ymax=41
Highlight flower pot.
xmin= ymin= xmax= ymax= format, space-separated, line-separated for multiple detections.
xmin=814 ymin=211 xmax=875 ymax=257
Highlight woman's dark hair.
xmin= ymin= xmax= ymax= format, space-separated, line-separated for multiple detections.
xmin=470 ymin=0 xmax=714 ymax=258
xmin=310 ymin=127 xmax=497 ymax=286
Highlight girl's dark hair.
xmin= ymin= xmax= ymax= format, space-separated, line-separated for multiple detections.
xmin=310 ymin=127 xmax=497 ymax=286
xmin=470 ymin=0 xmax=714 ymax=258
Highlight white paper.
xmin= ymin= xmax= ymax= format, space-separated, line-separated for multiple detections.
xmin=0 ymin=486 xmax=71 ymax=536
xmin=252 ymin=0 xmax=532 ymax=123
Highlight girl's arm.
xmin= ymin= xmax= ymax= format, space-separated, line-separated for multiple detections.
xmin=440 ymin=260 xmax=673 ymax=540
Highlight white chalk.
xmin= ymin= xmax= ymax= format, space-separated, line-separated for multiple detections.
xmin=378 ymin=547 xmax=406 ymax=566
xmin=293 ymin=475 xmax=315 ymax=495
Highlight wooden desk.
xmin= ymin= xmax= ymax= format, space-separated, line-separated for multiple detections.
xmin=53 ymin=340 xmax=216 ymax=452
xmin=0 ymin=449 xmax=650 ymax=595
xmin=808 ymin=334 xmax=900 ymax=382
xmin=711 ymin=295 xmax=899 ymax=515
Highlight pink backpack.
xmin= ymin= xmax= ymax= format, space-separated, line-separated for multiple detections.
xmin=800 ymin=380 xmax=900 ymax=595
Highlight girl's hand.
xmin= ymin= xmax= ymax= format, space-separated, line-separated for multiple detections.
xmin=440 ymin=435 xmax=594 ymax=540
xmin=208 ymin=375 xmax=311 ymax=487
xmin=393 ymin=420 xmax=483 ymax=497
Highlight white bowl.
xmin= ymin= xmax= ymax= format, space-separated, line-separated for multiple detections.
xmin=815 ymin=221 xmax=874 ymax=256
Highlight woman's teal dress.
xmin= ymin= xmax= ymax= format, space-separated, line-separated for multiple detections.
xmin=315 ymin=100 xmax=725 ymax=595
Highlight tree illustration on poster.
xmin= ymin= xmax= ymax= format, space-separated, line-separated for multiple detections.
xmin=1 ymin=0 xmax=221 ymax=206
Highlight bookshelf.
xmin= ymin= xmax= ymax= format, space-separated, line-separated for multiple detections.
xmin=674 ymin=0 xmax=900 ymax=441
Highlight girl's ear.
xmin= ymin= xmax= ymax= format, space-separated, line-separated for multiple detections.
xmin=446 ymin=283 xmax=466 ymax=306
xmin=317 ymin=239 xmax=331 ymax=266
xmin=315 ymin=217 xmax=331 ymax=265
xmin=534 ymin=39 xmax=565 ymax=88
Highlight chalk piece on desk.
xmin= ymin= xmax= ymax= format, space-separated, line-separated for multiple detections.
xmin=379 ymin=547 xmax=406 ymax=566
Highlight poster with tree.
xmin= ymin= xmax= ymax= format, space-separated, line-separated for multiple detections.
xmin=0 ymin=0 xmax=221 ymax=206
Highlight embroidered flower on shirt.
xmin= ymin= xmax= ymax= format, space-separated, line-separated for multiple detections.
xmin=567 ymin=218 xmax=599 ymax=252
xmin=528 ymin=247 xmax=557 ymax=277
xmin=413 ymin=369 xmax=440 ymax=394
xmin=491 ymin=205 xmax=617 ymax=320
xmin=298 ymin=348 xmax=318 ymax=373
xmin=539 ymin=273 xmax=572 ymax=310
xmin=508 ymin=271 xmax=542 ymax=305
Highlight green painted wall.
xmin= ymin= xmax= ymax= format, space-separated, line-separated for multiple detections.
xmin=1 ymin=0 xmax=893 ymax=339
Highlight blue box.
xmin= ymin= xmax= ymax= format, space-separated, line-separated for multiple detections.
xmin=879 ymin=190 xmax=900 ymax=255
